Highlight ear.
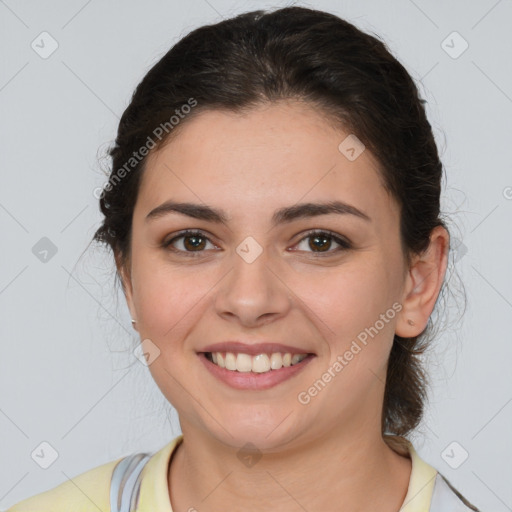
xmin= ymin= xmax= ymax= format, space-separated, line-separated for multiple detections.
xmin=395 ymin=225 xmax=450 ymax=337
xmin=115 ymin=252 xmax=138 ymax=331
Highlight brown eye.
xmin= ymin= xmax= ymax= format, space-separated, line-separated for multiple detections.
xmin=293 ymin=230 xmax=351 ymax=255
xmin=182 ymin=233 xmax=207 ymax=251
xmin=163 ymin=230 xmax=215 ymax=255
xmin=308 ymin=233 xmax=331 ymax=252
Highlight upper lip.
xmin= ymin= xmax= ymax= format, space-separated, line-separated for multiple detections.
xmin=199 ymin=341 xmax=314 ymax=356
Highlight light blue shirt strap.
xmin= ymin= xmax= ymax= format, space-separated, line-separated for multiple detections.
xmin=110 ymin=456 xmax=132 ymax=512
xmin=430 ymin=474 xmax=480 ymax=512
xmin=110 ymin=453 xmax=152 ymax=512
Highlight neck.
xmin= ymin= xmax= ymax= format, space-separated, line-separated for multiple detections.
xmin=168 ymin=423 xmax=412 ymax=512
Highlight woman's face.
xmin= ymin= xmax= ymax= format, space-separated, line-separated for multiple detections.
xmin=122 ymin=100 xmax=410 ymax=451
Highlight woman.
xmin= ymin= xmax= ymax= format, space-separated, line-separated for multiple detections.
xmin=8 ymin=6 xmax=480 ymax=511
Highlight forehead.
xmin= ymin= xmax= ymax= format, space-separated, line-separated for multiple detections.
xmin=135 ymin=101 xmax=396 ymax=225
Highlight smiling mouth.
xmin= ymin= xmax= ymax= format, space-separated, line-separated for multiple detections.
xmin=203 ymin=351 xmax=312 ymax=374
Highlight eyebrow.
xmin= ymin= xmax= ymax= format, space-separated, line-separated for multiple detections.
xmin=145 ymin=199 xmax=371 ymax=226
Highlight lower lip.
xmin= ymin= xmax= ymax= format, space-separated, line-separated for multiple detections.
xmin=198 ymin=353 xmax=315 ymax=390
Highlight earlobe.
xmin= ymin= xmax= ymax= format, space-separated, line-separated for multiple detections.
xmin=395 ymin=226 xmax=449 ymax=338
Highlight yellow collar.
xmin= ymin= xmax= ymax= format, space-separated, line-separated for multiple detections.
xmin=137 ymin=434 xmax=183 ymax=511
xmin=400 ymin=440 xmax=438 ymax=511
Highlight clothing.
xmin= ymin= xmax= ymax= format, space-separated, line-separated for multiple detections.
xmin=7 ymin=435 xmax=479 ymax=511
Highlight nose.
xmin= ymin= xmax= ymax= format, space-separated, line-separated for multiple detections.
xmin=213 ymin=242 xmax=293 ymax=328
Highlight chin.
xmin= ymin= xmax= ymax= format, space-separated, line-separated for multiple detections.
xmin=203 ymin=410 xmax=303 ymax=453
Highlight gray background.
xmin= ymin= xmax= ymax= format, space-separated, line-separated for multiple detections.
xmin=1 ymin=0 xmax=511 ymax=510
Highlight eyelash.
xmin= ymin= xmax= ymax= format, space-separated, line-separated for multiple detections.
xmin=162 ymin=229 xmax=352 ymax=257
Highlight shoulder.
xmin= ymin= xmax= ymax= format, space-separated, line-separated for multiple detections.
xmin=5 ymin=437 xmax=183 ymax=512
xmin=6 ymin=456 xmax=123 ymax=512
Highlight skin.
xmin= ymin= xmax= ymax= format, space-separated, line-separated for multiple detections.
xmin=118 ymin=100 xmax=449 ymax=511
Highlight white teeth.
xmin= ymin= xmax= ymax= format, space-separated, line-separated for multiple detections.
xmin=236 ymin=353 xmax=252 ymax=372
xmin=269 ymin=353 xmax=282 ymax=370
xmin=252 ymin=354 xmax=271 ymax=373
xmin=225 ymin=352 xmax=237 ymax=371
xmin=208 ymin=351 xmax=308 ymax=373
xmin=291 ymin=354 xmax=303 ymax=365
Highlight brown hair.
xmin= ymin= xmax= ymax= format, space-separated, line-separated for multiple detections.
xmin=93 ymin=6 xmax=454 ymax=438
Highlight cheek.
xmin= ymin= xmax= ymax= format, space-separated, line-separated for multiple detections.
xmin=301 ymin=260 xmax=395 ymax=331
xmin=292 ymin=257 xmax=399 ymax=377
xmin=131 ymin=260 xmax=209 ymax=407
xmin=131 ymin=253 xmax=208 ymax=340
